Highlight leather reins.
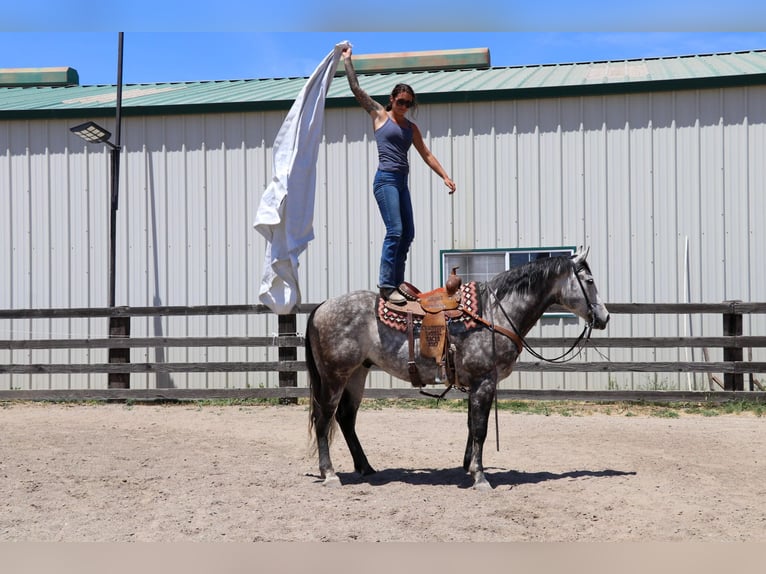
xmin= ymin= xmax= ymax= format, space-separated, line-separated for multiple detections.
xmin=484 ymin=263 xmax=596 ymax=364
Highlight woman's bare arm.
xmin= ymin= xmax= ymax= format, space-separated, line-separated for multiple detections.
xmin=343 ymin=47 xmax=387 ymax=125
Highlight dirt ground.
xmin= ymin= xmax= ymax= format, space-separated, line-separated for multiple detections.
xmin=1 ymin=400 xmax=765 ymax=542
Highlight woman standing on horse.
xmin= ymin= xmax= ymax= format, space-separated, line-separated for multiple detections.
xmin=342 ymin=46 xmax=457 ymax=305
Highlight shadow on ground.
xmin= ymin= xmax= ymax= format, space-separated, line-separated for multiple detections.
xmin=322 ymin=467 xmax=636 ymax=489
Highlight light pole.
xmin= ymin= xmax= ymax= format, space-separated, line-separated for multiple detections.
xmin=69 ymin=32 xmax=128 ymax=389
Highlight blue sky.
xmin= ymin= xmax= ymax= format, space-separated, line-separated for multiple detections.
xmin=4 ymin=1 xmax=765 ymax=34
xmin=2 ymin=32 xmax=766 ymax=86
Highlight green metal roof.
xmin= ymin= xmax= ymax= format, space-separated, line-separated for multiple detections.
xmin=2 ymin=50 xmax=765 ymax=119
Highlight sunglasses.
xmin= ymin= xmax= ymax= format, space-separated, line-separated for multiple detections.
xmin=394 ymin=98 xmax=414 ymax=108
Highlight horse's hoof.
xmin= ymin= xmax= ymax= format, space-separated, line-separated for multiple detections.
xmin=472 ymin=479 xmax=493 ymax=492
xmin=322 ymin=475 xmax=342 ymax=488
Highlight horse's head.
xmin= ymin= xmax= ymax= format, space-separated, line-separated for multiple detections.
xmin=561 ymin=246 xmax=610 ymax=330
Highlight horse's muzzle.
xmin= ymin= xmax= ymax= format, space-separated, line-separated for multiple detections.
xmin=591 ymin=313 xmax=610 ymax=330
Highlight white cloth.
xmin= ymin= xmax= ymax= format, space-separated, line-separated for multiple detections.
xmin=254 ymin=41 xmax=350 ymax=314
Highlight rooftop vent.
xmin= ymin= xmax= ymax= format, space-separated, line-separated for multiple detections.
xmin=0 ymin=67 xmax=80 ymax=87
xmin=336 ymin=48 xmax=490 ymax=75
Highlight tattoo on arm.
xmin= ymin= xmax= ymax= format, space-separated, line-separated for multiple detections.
xmin=344 ymin=59 xmax=382 ymax=115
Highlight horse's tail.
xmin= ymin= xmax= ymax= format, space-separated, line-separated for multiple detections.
xmin=305 ymin=303 xmax=334 ymax=447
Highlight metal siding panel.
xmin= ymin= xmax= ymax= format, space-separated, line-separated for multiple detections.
xmin=516 ymin=99 xmax=540 ymax=247
xmin=442 ymin=103 xmax=472 ymax=253
xmin=0 ymin=122 xmax=11 ymax=387
xmin=243 ymin=112 xmax=275 ymax=390
xmin=122 ymin=122 xmax=148 ymax=388
xmin=538 ymin=99 xmax=563 ymax=247
xmin=295 ymin=110 xmax=330 ymax=303
xmin=605 ymin=95 xmax=631 ymax=300
xmin=471 ymin=103 xmax=497 ymax=250
xmin=494 ymin=101 xmax=520 ymax=248
xmin=141 ymin=117 xmax=171 ymax=389
xmin=673 ymin=92 xmax=707 ymax=389
xmin=722 ymin=89 xmax=750 ymax=302
xmin=10 ymin=123 xmax=31 ymax=318
xmin=222 ymin=114 xmax=250 ymax=388
xmin=581 ymin=97 xmax=617 ymax=389
xmin=254 ymin=111 xmax=284 ymax=390
xmin=323 ymin=109 xmax=351 ymax=298
xmin=412 ymin=103 xmax=456 ymax=287
xmin=601 ymin=95 xmax=633 ymax=389
xmin=538 ymin=98 xmax=579 ymax=390
xmin=582 ymin=97 xmax=608 ymax=266
xmin=49 ymin=122 xmax=76 ymax=389
xmin=82 ymin=137 xmax=109 ymax=390
xmin=698 ymin=90 xmax=727 ymax=304
xmin=650 ymin=92 xmax=682 ymax=387
xmin=627 ymin=94 xmax=659 ymax=387
xmin=333 ymin=109 xmax=375 ymax=293
xmin=203 ymin=115 xmax=228 ymax=388
xmin=163 ymin=117 xmax=190 ymax=388
xmin=559 ymin=97 xmax=592 ymax=390
xmin=560 ymin=98 xmax=585 ymax=250
xmin=752 ymin=87 xmax=766 ymax=366
xmin=184 ymin=115 xmax=210 ymax=389
xmin=28 ymin=123 xmax=52 ymax=389
xmin=748 ymin=87 xmax=766 ymax=350
xmin=65 ymin=120 xmax=96 ymax=390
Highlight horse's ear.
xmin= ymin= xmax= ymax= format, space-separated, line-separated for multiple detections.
xmin=572 ymin=245 xmax=590 ymax=265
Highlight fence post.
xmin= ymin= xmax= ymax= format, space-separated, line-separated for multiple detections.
xmin=278 ymin=313 xmax=297 ymax=404
xmin=108 ymin=316 xmax=130 ymax=389
xmin=722 ymin=300 xmax=743 ymax=391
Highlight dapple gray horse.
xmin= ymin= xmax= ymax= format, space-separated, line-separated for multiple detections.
xmin=306 ymin=247 xmax=609 ymax=490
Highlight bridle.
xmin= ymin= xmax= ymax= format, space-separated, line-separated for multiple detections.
xmin=485 ymin=262 xmax=596 ymax=364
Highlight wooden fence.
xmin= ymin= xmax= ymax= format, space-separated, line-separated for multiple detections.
xmin=1 ymin=301 xmax=765 ymax=403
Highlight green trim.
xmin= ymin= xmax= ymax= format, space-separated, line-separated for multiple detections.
xmin=424 ymin=73 xmax=766 ymax=105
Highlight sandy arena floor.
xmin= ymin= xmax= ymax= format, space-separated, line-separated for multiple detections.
xmin=1 ymin=401 xmax=764 ymax=542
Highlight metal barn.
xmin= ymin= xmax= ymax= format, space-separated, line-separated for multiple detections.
xmin=1 ymin=49 xmax=765 ymax=391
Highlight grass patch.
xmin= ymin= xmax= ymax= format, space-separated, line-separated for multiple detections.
xmin=356 ymin=398 xmax=766 ymax=418
xmin=3 ymin=396 xmax=764 ymax=418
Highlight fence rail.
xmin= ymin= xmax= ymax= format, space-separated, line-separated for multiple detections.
xmin=2 ymin=301 xmax=765 ymax=402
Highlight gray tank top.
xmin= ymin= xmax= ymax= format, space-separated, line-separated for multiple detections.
xmin=374 ymin=117 xmax=412 ymax=173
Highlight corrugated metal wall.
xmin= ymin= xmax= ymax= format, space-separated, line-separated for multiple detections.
xmin=2 ymin=84 xmax=765 ymax=391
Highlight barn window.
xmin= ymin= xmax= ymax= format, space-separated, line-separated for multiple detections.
xmin=440 ymin=246 xmax=575 ymax=285
xmin=440 ymin=246 xmax=576 ymax=318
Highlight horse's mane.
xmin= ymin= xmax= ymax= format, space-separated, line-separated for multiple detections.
xmin=486 ymin=256 xmax=578 ymax=300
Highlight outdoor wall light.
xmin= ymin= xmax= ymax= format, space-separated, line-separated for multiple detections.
xmin=70 ymin=121 xmax=118 ymax=149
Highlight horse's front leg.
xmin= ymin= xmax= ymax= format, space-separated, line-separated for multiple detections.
xmin=464 ymin=376 xmax=496 ymax=491
xmin=336 ymin=367 xmax=376 ymax=477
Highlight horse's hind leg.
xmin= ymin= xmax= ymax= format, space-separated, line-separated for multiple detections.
xmin=311 ymin=381 xmax=345 ymax=487
xmin=336 ymin=367 xmax=375 ymax=476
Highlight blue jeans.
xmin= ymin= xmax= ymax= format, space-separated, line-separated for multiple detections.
xmin=373 ymin=170 xmax=414 ymax=288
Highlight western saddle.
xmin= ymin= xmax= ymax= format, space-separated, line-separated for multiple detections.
xmin=378 ymin=268 xmax=524 ymax=390
xmin=377 ymin=269 xmax=457 ymax=388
